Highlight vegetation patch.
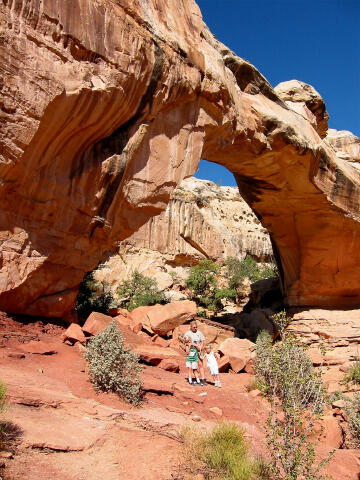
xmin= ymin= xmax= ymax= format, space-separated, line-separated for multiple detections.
xmin=225 ymin=256 xmax=277 ymax=288
xmin=344 ymin=359 xmax=360 ymax=386
xmin=186 ymin=260 xmax=238 ymax=311
xmin=181 ymin=422 xmax=270 ymax=480
xmin=255 ymin=315 xmax=332 ymax=480
xmin=84 ymin=320 xmax=143 ymax=406
xmin=76 ymin=271 xmax=114 ymax=320
xmin=117 ymin=270 xmax=167 ymax=312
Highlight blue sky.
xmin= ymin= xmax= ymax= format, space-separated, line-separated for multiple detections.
xmin=194 ymin=0 xmax=360 ymax=186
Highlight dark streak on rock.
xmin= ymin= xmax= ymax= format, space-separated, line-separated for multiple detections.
xmin=224 ymin=57 xmax=286 ymax=108
xmin=234 ymin=173 xmax=280 ymax=206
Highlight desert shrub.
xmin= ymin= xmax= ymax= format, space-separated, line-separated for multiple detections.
xmin=344 ymin=360 xmax=360 ymax=386
xmin=271 ymin=310 xmax=293 ymax=340
xmin=182 ymin=422 xmax=268 ymax=480
xmin=186 ymin=260 xmax=219 ymax=297
xmin=225 ymin=256 xmax=277 ymax=289
xmin=0 ymin=380 xmax=23 ymax=451
xmin=117 ymin=270 xmax=166 ymax=312
xmin=214 ymin=288 xmax=237 ymax=304
xmin=84 ymin=320 xmax=142 ymax=405
xmin=76 ymin=271 xmax=114 ymax=320
xmin=255 ymin=326 xmax=331 ymax=480
xmin=344 ymin=392 xmax=360 ymax=448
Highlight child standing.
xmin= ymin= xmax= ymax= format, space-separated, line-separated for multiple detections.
xmin=205 ymin=345 xmax=221 ymax=387
xmin=185 ymin=337 xmax=202 ymax=386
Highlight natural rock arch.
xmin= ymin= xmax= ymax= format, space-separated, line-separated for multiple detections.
xmin=1 ymin=0 xmax=359 ymax=317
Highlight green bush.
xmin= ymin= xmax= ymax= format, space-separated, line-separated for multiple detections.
xmin=255 ymin=327 xmax=331 ymax=480
xmin=182 ymin=422 xmax=269 ymax=480
xmin=76 ymin=271 xmax=114 ymax=320
xmin=117 ymin=270 xmax=166 ymax=312
xmin=84 ymin=320 xmax=142 ymax=405
xmin=271 ymin=310 xmax=293 ymax=340
xmin=225 ymin=256 xmax=277 ymax=288
xmin=344 ymin=360 xmax=360 ymax=385
xmin=214 ymin=288 xmax=237 ymax=310
xmin=186 ymin=259 xmax=219 ymax=297
xmin=344 ymin=392 xmax=360 ymax=448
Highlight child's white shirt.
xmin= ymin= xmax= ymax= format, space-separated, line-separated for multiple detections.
xmin=205 ymin=351 xmax=219 ymax=374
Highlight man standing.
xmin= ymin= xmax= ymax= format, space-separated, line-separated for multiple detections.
xmin=184 ymin=321 xmax=207 ymax=385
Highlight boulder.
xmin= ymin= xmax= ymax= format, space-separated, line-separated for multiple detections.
xmin=152 ymin=271 xmax=173 ymax=291
xmin=62 ymin=323 xmax=86 ymax=345
xmin=147 ymin=301 xmax=197 ymax=335
xmin=158 ymin=358 xmax=180 ymax=373
xmin=218 ymin=338 xmax=255 ymax=373
xmin=128 ymin=306 xmax=154 ymax=334
xmin=217 ymin=354 xmax=230 ymax=372
xmin=82 ymin=312 xmax=113 ymax=336
xmin=114 ymin=314 xmax=142 ymax=333
xmin=19 ymin=341 xmax=57 ymax=355
xmin=141 ymin=377 xmax=174 ymax=395
xmin=114 ymin=314 xmax=132 ymax=329
xmin=151 ymin=335 xmax=170 ymax=348
xmin=132 ymin=344 xmax=180 ymax=366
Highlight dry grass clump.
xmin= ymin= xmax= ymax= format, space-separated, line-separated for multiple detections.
xmin=181 ymin=422 xmax=270 ymax=480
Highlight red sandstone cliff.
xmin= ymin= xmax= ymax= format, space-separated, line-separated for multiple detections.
xmin=1 ymin=0 xmax=359 ymax=317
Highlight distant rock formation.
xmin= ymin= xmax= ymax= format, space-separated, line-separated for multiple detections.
xmin=325 ymin=129 xmax=360 ymax=171
xmin=122 ymin=177 xmax=272 ymax=264
xmin=1 ymin=0 xmax=359 ymax=316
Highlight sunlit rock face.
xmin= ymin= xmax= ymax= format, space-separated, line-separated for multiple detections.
xmin=122 ymin=177 xmax=273 ymax=265
xmin=325 ymin=129 xmax=360 ymax=171
xmin=1 ymin=0 xmax=359 ymax=316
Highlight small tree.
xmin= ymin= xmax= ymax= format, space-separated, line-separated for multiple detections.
xmin=84 ymin=321 xmax=142 ymax=405
xmin=186 ymin=259 xmax=220 ymax=298
xmin=117 ymin=270 xmax=166 ymax=312
xmin=255 ymin=325 xmax=332 ymax=480
xmin=76 ymin=271 xmax=114 ymax=320
xmin=225 ymin=256 xmax=277 ymax=289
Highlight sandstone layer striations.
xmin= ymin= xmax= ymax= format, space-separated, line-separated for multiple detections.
xmin=1 ymin=0 xmax=360 ymax=316
xmin=122 ymin=177 xmax=272 ymax=264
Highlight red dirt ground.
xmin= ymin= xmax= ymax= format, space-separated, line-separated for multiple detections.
xmin=0 ymin=313 xmax=358 ymax=479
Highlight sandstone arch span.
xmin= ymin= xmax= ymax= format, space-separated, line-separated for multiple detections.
xmin=1 ymin=0 xmax=359 ymax=317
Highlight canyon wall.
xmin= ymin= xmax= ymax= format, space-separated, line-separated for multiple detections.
xmin=1 ymin=0 xmax=360 ymax=317
xmin=122 ymin=177 xmax=272 ymax=265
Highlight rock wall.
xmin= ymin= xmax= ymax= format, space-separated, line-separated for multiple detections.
xmin=1 ymin=0 xmax=360 ymax=317
xmin=123 ymin=177 xmax=272 ymax=264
